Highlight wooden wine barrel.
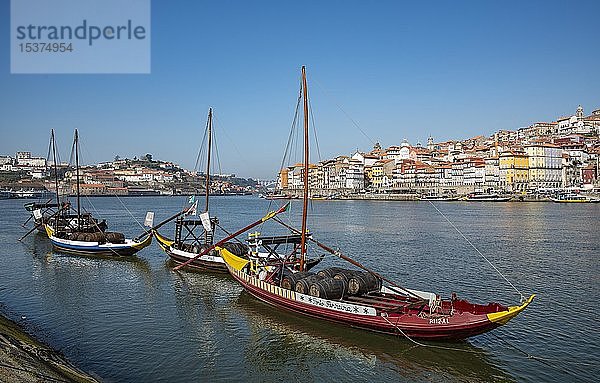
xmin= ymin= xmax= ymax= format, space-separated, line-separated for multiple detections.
xmin=88 ymin=232 xmax=106 ymax=243
xmin=294 ymin=274 xmax=324 ymax=294
xmin=348 ymin=272 xmax=381 ymax=296
xmin=308 ymin=277 xmax=347 ymax=300
xmin=317 ymin=267 xmax=351 ymax=279
xmin=69 ymin=232 xmax=80 ymax=241
xmin=331 ymin=269 xmax=356 ymax=283
xmin=222 ymin=242 xmax=249 ymax=256
xmin=281 ymin=272 xmax=314 ymax=290
xmin=105 ymin=232 xmax=125 ymax=244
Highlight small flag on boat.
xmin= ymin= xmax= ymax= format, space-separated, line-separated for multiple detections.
xmin=187 ymin=201 xmax=198 ymax=216
xmin=200 ymin=211 xmax=212 ymax=232
xmin=33 ymin=209 xmax=42 ymax=220
xmin=144 ymin=212 xmax=155 ymax=227
xmin=188 ymin=195 xmax=195 ymax=204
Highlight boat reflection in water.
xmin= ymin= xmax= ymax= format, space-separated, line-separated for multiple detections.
xmin=233 ymin=291 xmax=514 ymax=382
xmin=167 ymin=271 xmax=513 ymax=382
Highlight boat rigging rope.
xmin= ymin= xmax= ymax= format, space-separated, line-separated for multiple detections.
xmin=212 ymin=113 xmax=245 ymax=170
xmin=427 ymin=201 xmax=525 ymax=302
xmin=259 ymin=81 xmax=303 ymax=233
xmin=312 ymin=77 xmax=376 ymax=146
xmin=113 ymin=193 xmax=146 ymax=231
xmin=78 ymin=135 xmax=146 ymax=234
xmin=308 ymin=95 xmax=322 ymax=163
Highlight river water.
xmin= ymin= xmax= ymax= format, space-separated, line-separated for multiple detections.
xmin=0 ymin=196 xmax=598 ymax=382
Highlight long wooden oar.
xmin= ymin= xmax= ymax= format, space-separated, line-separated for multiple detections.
xmin=173 ymin=203 xmax=290 ymax=271
xmin=18 ymin=206 xmax=66 ymax=241
xmin=21 ymin=213 xmax=34 ymax=228
xmin=21 ymin=199 xmax=53 ymax=227
xmin=273 ymin=217 xmax=424 ymax=301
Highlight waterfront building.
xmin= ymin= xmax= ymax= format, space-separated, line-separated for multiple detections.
xmin=15 ymin=151 xmax=46 ymax=168
xmin=414 ymin=163 xmax=437 ymax=189
xmin=0 ymin=156 xmax=12 ymax=165
xmin=499 ymin=150 xmax=529 ymax=191
xmin=345 ymin=158 xmax=365 ymax=190
xmin=581 ymin=164 xmax=597 ymax=187
xmin=392 ymin=160 xmax=416 ymax=189
xmin=557 ymin=105 xmax=597 ymax=135
xmin=585 ymin=109 xmax=600 ymax=136
xmin=450 ymin=161 xmax=466 ymax=186
xmin=277 ymin=168 xmax=289 ymax=190
xmin=435 ymin=163 xmax=453 ymax=187
xmin=463 ymin=158 xmax=486 ymax=187
xmin=287 ymin=163 xmax=304 ymax=190
xmin=385 ymin=139 xmax=416 ymax=164
xmin=529 ymin=122 xmax=559 ymax=137
xmin=484 ymin=157 xmax=500 ymax=188
xmin=495 ymin=130 xmax=519 ymax=143
xmin=524 ymin=143 xmax=562 ymax=189
xmin=370 ymin=159 xmax=393 ymax=189
xmin=75 ymin=183 xmax=107 ymax=196
xmin=351 ymin=151 xmax=380 ymax=167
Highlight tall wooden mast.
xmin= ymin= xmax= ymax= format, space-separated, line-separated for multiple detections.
xmin=50 ymin=129 xmax=60 ymax=208
xmin=74 ymin=129 xmax=81 ymax=231
xmin=205 ymin=108 xmax=212 ymax=213
xmin=299 ymin=66 xmax=309 ymax=272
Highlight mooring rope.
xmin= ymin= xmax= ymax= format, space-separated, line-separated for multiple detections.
xmin=427 ymin=201 xmax=525 ymax=302
xmin=381 ymin=315 xmax=589 ymax=381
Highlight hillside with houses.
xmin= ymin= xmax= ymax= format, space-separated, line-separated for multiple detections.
xmin=277 ymin=105 xmax=600 ymax=197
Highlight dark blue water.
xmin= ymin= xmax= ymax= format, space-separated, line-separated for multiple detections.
xmin=1 ymin=196 xmax=598 ymax=382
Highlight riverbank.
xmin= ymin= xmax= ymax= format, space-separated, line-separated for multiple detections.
xmin=0 ymin=314 xmax=99 ymax=383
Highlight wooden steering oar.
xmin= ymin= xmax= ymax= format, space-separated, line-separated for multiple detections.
xmin=272 ymin=217 xmax=425 ymax=302
xmin=21 ymin=198 xmax=53 ymax=227
xmin=18 ymin=206 xmax=67 ymax=241
xmin=173 ymin=203 xmax=290 ymax=271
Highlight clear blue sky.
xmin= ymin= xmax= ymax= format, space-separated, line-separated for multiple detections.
xmin=1 ymin=0 xmax=599 ymax=179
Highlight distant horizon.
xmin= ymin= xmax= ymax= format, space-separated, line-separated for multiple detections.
xmin=2 ymin=1 xmax=599 ymax=179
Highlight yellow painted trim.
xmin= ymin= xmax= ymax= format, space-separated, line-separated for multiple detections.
xmin=152 ymin=229 xmax=174 ymax=248
xmin=133 ymin=233 xmax=153 ymax=250
xmin=45 ymin=224 xmax=54 ymax=237
xmin=218 ymin=247 xmax=250 ymax=271
xmin=487 ymin=294 xmax=535 ymax=325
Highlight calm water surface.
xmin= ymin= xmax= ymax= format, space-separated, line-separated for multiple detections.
xmin=0 ymin=196 xmax=598 ymax=382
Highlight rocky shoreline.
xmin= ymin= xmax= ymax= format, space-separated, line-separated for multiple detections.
xmin=0 ymin=314 xmax=99 ymax=383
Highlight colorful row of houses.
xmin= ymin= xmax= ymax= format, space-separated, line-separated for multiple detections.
xmin=278 ymin=106 xmax=600 ymax=195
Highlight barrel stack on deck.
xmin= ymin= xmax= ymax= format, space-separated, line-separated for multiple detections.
xmin=281 ymin=267 xmax=381 ymax=299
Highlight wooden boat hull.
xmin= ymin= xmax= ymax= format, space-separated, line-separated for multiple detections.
xmin=221 ymin=249 xmax=534 ymax=340
xmin=153 ymin=229 xmax=228 ymax=272
xmin=45 ymin=225 xmax=152 ymax=257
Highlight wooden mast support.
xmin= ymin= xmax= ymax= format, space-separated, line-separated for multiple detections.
xmin=74 ymin=129 xmax=81 ymax=232
xmin=205 ymin=108 xmax=212 ymax=214
xmin=134 ymin=207 xmax=192 ymax=241
xmin=50 ymin=129 xmax=60 ymax=209
xmin=173 ymin=203 xmax=290 ymax=271
xmin=299 ymin=66 xmax=309 ymax=272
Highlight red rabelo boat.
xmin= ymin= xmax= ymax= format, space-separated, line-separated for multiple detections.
xmin=219 ymin=66 xmax=534 ymax=340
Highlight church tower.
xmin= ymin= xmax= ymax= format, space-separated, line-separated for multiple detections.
xmin=576 ymin=105 xmax=584 ymax=120
xmin=427 ymin=135 xmax=434 ymax=151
